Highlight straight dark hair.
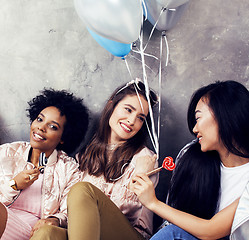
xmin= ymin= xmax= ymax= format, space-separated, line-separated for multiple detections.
xmin=168 ymin=80 xmax=249 ymax=219
xmin=168 ymin=142 xmax=221 ymax=219
xmin=188 ymin=80 xmax=249 ymax=157
xmin=78 ymin=81 xmax=156 ymax=182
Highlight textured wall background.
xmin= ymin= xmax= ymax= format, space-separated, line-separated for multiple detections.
xmin=0 ymin=0 xmax=249 ymax=228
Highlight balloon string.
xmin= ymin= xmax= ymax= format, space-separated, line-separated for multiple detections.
xmin=134 ymin=84 xmax=158 ymax=153
xmin=123 ymin=58 xmax=133 ymax=80
xmin=156 ymin=32 xmax=169 ymax=141
xmin=163 ymin=32 xmax=169 ymax=67
xmin=123 ymin=57 xmax=157 ymax=154
xmin=139 ymin=33 xmax=159 ymax=158
xmin=129 ymin=54 xmax=157 ymax=74
xmin=157 ymin=35 xmax=163 ymax=141
xmin=132 ymin=49 xmax=159 ymax=60
xmin=141 ymin=0 xmax=147 ymax=21
xmin=143 ymin=7 xmax=164 ymax=51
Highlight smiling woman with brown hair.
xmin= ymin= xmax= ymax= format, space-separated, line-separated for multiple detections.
xmin=0 ymin=88 xmax=89 ymax=240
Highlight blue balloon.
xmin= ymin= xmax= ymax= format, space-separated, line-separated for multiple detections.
xmin=87 ymin=28 xmax=132 ymax=58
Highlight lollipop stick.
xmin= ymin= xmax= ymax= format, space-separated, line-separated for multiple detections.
xmin=146 ymin=166 xmax=163 ymax=176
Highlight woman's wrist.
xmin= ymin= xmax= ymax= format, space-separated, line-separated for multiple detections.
xmin=147 ymin=197 xmax=160 ymax=212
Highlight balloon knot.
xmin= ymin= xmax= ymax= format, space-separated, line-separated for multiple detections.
xmin=132 ymin=42 xmax=137 ymax=48
xmin=162 ymin=31 xmax=166 ymax=37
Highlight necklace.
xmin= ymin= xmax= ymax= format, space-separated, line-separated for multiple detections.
xmin=106 ymin=143 xmax=120 ymax=151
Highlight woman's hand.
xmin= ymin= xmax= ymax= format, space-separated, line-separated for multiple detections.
xmin=30 ymin=217 xmax=60 ymax=237
xmin=13 ymin=168 xmax=40 ymax=190
xmin=132 ymin=173 xmax=239 ymax=239
xmin=130 ymin=173 xmax=158 ymax=209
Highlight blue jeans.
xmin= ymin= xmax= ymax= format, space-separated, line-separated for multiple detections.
xmin=151 ymin=224 xmax=199 ymax=240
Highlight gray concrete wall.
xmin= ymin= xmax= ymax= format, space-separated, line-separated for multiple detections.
xmin=0 ymin=0 xmax=249 ymax=223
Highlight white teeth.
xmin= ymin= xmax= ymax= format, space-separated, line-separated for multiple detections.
xmin=34 ymin=133 xmax=45 ymax=140
xmin=121 ymin=123 xmax=131 ymax=132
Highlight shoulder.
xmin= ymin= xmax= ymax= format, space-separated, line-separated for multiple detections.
xmin=134 ymin=147 xmax=154 ymax=158
xmin=130 ymin=147 xmax=155 ymax=164
xmin=56 ymin=150 xmax=79 ymax=166
xmin=0 ymin=141 xmax=30 ymax=158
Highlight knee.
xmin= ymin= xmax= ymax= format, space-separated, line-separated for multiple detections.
xmin=68 ymin=182 xmax=95 ymax=204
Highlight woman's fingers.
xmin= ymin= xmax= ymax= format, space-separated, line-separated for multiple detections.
xmin=132 ymin=173 xmax=151 ymax=184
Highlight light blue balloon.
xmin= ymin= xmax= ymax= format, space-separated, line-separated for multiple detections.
xmin=87 ymin=28 xmax=132 ymax=58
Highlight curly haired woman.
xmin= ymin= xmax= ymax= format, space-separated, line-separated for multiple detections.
xmin=0 ymin=88 xmax=89 ymax=240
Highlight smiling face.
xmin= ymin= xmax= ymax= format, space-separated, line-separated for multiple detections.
xmin=193 ymin=98 xmax=223 ymax=153
xmin=108 ymin=94 xmax=149 ymax=144
xmin=30 ymin=106 xmax=66 ymax=157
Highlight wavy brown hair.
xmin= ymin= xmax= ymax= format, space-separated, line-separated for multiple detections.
xmin=78 ymin=81 xmax=157 ymax=182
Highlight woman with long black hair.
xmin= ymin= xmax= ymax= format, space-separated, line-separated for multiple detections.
xmin=131 ymin=80 xmax=249 ymax=240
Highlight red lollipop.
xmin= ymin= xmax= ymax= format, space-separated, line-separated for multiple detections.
xmin=146 ymin=156 xmax=175 ymax=177
xmin=162 ymin=156 xmax=175 ymax=171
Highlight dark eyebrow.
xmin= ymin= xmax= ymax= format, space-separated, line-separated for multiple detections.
xmin=51 ymin=121 xmax=61 ymax=128
xmin=195 ymin=110 xmax=201 ymax=116
xmin=38 ymin=112 xmax=61 ymax=128
xmin=124 ymin=104 xmax=147 ymax=118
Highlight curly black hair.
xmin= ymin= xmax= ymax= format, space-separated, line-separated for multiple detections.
xmin=27 ymin=88 xmax=89 ymax=155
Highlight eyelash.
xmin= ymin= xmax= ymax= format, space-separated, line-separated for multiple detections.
xmin=125 ymin=108 xmax=144 ymax=122
xmin=125 ymin=107 xmax=132 ymax=113
xmin=138 ymin=116 xmax=145 ymax=122
xmin=37 ymin=116 xmax=42 ymax=122
xmin=48 ymin=124 xmax=58 ymax=130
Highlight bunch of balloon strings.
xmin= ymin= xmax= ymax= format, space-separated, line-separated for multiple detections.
xmin=123 ymin=4 xmax=172 ymax=166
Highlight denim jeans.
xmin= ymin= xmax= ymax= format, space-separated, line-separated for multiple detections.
xmin=151 ymin=224 xmax=199 ymax=240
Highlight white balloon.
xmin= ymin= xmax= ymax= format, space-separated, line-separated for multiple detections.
xmin=145 ymin=0 xmax=189 ymax=31
xmin=74 ymin=0 xmax=143 ymax=44
xmin=157 ymin=0 xmax=189 ymax=9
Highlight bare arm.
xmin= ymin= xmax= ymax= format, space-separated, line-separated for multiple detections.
xmin=130 ymin=174 xmax=239 ymax=240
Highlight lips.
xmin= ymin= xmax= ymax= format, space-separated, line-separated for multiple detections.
xmin=197 ymin=135 xmax=202 ymax=143
xmin=33 ymin=132 xmax=46 ymax=141
xmin=120 ymin=122 xmax=132 ymax=133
